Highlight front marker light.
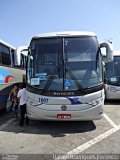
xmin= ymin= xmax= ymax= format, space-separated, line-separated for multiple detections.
xmin=88 ymin=97 xmax=104 ymax=106
xmin=26 ymin=95 xmax=40 ymax=106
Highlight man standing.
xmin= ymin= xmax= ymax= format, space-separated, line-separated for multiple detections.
xmin=17 ymin=83 xmax=29 ymax=126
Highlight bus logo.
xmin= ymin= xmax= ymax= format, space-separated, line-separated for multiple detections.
xmin=0 ymin=68 xmax=14 ymax=84
xmin=54 ymin=92 xmax=74 ymax=96
xmin=61 ymin=105 xmax=67 ymax=111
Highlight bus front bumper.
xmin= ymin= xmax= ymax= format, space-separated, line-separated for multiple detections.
xmin=26 ymin=103 xmax=103 ymax=121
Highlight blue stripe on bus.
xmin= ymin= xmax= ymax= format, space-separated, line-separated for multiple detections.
xmin=0 ymin=95 xmax=8 ymax=101
xmin=67 ymin=97 xmax=82 ymax=105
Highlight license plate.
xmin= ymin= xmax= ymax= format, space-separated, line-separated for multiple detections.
xmin=57 ymin=114 xmax=71 ymax=119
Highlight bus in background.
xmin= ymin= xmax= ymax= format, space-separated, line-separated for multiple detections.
xmin=15 ymin=46 xmax=28 ymax=69
xmin=0 ymin=39 xmax=28 ymax=110
xmin=104 ymin=51 xmax=120 ymax=100
xmin=15 ymin=46 xmax=28 ymax=82
xmin=26 ymin=31 xmax=113 ymax=121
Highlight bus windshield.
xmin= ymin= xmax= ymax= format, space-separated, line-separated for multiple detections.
xmin=105 ymin=56 xmax=120 ymax=85
xmin=27 ymin=36 xmax=102 ymax=91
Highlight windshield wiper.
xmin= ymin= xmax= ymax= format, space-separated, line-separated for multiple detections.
xmin=65 ymin=65 xmax=86 ymax=94
xmin=43 ymin=65 xmax=85 ymax=94
xmin=43 ymin=65 xmax=62 ymax=91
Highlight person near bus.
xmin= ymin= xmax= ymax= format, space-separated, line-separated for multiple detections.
xmin=17 ymin=83 xmax=29 ymax=126
xmin=9 ymin=83 xmax=19 ymax=118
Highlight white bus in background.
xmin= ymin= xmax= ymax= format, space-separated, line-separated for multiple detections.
xmin=26 ymin=31 xmax=113 ymax=121
xmin=104 ymin=51 xmax=120 ymax=100
xmin=15 ymin=46 xmax=28 ymax=69
xmin=0 ymin=40 xmax=28 ymax=110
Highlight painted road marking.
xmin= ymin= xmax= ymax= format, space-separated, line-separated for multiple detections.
xmin=0 ymin=119 xmax=15 ymax=130
xmin=1 ymin=112 xmax=120 ymax=158
xmin=103 ymin=113 xmax=119 ymax=129
xmin=55 ymin=126 xmax=120 ymax=160
xmin=66 ymin=126 xmax=120 ymax=155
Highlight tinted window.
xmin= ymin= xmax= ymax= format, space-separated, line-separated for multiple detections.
xmin=21 ymin=54 xmax=27 ymax=69
xmin=0 ymin=44 xmax=11 ymax=65
xmin=0 ymin=44 xmax=1 ymax=64
xmin=28 ymin=37 xmax=102 ymax=90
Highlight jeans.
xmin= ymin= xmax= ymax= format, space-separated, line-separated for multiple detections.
xmin=13 ymin=104 xmax=19 ymax=118
xmin=19 ymin=104 xmax=29 ymax=126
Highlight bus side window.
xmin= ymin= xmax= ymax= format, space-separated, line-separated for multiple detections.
xmin=0 ymin=44 xmax=2 ymax=64
xmin=11 ymin=49 xmax=15 ymax=67
xmin=24 ymin=56 xmax=27 ymax=68
xmin=20 ymin=54 xmax=24 ymax=68
xmin=21 ymin=54 xmax=26 ymax=69
xmin=1 ymin=44 xmax=11 ymax=66
xmin=20 ymin=54 xmax=27 ymax=69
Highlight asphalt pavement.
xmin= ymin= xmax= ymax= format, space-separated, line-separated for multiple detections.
xmin=0 ymin=101 xmax=120 ymax=160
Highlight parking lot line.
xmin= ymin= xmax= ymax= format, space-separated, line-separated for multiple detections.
xmin=66 ymin=126 xmax=120 ymax=155
xmin=103 ymin=113 xmax=119 ymax=129
xmin=0 ymin=119 xmax=15 ymax=130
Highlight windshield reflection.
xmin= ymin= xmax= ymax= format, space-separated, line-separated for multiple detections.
xmin=27 ymin=37 xmax=102 ymax=91
xmin=105 ymin=56 xmax=120 ymax=86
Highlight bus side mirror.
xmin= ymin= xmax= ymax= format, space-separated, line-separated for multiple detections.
xmin=15 ymin=46 xmax=29 ymax=66
xmin=100 ymin=42 xmax=113 ymax=62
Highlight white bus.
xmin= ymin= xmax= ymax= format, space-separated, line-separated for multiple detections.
xmin=26 ymin=31 xmax=113 ymax=120
xmin=15 ymin=46 xmax=28 ymax=69
xmin=0 ymin=40 xmax=28 ymax=110
xmin=104 ymin=51 xmax=120 ymax=100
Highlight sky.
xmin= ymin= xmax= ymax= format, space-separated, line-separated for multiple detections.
xmin=0 ymin=0 xmax=120 ymax=50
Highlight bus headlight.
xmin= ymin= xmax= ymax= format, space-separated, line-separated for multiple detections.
xmin=88 ymin=97 xmax=104 ymax=106
xmin=26 ymin=95 xmax=39 ymax=106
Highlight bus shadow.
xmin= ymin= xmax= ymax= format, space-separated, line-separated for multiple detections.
xmin=105 ymin=100 xmax=120 ymax=105
xmin=0 ymin=109 xmax=6 ymax=117
xmin=1 ymin=119 xmax=96 ymax=137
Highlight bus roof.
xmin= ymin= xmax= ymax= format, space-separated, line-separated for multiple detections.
xmin=32 ymin=31 xmax=96 ymax=39
xmin=102 ymin=51 xmax=120 ymax=57
xmin=0 ymin=39 xmax=16 ymax=50
xmin=16 ymin=46 xmax=28 ymax=56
